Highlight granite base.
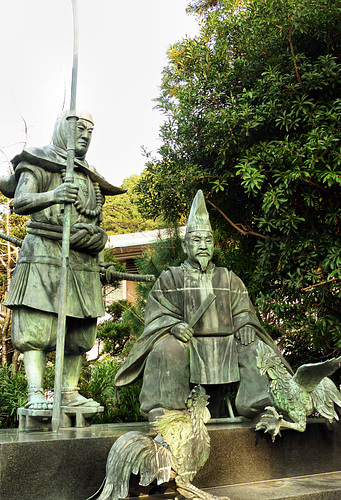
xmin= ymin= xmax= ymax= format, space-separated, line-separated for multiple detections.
xmin=0 ymin=419 xmax=340 ymax=500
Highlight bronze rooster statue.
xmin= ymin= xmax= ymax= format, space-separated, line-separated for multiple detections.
xmin=92 ymin=385 xmax=228 ymax=500
xmin=256 ymin=343 xmax=341 ymax=442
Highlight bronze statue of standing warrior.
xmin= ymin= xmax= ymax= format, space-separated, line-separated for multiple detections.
xmin=0 ymin=110 xmax=126 ymax=410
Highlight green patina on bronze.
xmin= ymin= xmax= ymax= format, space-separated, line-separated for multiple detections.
xmin=115 ymin=190 xmax=292 ymax=420
xmin=1 ymin=111 xmax=125 ymax=411
xmin=256 ymin=343 xmax=341 ymax=441
xmin=96 ymin=386 xmax=230 ymax=500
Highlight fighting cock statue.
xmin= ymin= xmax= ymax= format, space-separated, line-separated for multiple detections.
xmin=256 ymin=343 xmax=341 ymax=442
xmin=92 ymin=385 xmax=228 ymax=500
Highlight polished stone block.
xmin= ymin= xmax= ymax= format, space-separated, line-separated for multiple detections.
xmin=206 ymin=471 xmax=341 ymax=500
xmin=195 ymin=419 xmax=341 ymax=488
xmin=129 ymin=471 xmax=341 ymax=500
xmin=0 ymin=422 xmax=151 ymax=500
xmin=0 ymin=419 xmax=340 ymax=500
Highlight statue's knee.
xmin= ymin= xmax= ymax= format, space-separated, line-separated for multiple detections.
xmin=11 ymin=307 xmax=55 ymax=353
xmin=235 ymin=381 xmax=271 ymax=419
xmin=65 ymin=318 xmax=97 ymax=355
xmin=154 ymin=335 xmax=189 ymax=359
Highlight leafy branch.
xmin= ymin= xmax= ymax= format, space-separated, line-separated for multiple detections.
xmin=207 ymin=199 xmax=267 ymax=240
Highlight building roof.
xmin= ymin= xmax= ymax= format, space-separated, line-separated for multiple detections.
xmin=106 ymin=227 xmax=186 ymax=272
xmin=107 ymin=227 xmax=186 ymax=249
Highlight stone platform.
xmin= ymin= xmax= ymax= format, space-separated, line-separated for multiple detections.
xmin=132 ymin=472 xmax=341 ymax=500
xmin=0 ymin=419 xmax=340 ymax=500
xmin=206 ymin=472 xmax=341 ymax=499
xmin=18 ymin=406 xmax=104 ymax=431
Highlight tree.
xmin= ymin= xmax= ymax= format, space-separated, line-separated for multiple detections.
xmin=102 ymin=173 xmax=162 ymax=235
xmin=0 ymin=196 xmax=27 ymax=367
xmin=136 ymin=0 xmax=341 ymax=364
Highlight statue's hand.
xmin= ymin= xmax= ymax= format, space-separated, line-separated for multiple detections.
xmin=235 ymin=326 xmax=255 ymax=345
xmin=171 ymin=323 xmax=194 ymax=342
xmin=70 ymin=224 xmax=107 ymax=254
xmin=53 ymin=183 xmax=79 ymax=204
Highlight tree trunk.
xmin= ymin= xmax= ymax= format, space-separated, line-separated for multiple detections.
xmin=0 ymin=202 xmax=15 ymax=365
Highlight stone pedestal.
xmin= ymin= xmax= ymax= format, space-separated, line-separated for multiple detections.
xmin=0 ymin=419 xmax=340 ymax=500
xmin=18 ymin=406 xmax=104 ymax=432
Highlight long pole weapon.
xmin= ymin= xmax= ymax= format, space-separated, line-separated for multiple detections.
xmin=52 ymin=0 xmax=79 ymax=433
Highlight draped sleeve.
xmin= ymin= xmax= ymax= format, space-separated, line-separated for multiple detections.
xmin=114 ymin=267 xmax=185 ymax=386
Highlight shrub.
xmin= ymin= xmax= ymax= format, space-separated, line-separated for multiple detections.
xmin=79 ymin=356 xmax=143 ymax=424
xmin=0 ymin=364 xmax=27 ymax=428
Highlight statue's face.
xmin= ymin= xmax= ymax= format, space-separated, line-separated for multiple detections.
xmin=75 ymin=119 xmax=93 ymax=158
xmin=183 ymin=231 xmax=214 ymax=271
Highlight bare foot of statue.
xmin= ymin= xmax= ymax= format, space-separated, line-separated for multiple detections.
xmin=25 ymin=388 xmax=53 ymax=410
xmin=61 ymin=389 xmax=100 ymax=408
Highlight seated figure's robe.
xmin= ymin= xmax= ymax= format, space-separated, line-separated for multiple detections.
xmin=115 ymin=261 xmax=290 ymax=418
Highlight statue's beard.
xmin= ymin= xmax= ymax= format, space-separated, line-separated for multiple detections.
xmin=197 ymin=256 xmax=210 ymax=272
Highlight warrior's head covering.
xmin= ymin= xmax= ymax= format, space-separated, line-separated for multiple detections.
xmin=186 ymin=190 xmax=212 ymax=235
xmin=6 ymin=110 xmax=126 ymax=198
xmin=53 ymin=110 xmax=94 ymax=158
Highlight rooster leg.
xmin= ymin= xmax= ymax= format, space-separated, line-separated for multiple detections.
xmin=256 ymin=406 xmax=307 ymax=441
xmin=175 ymin=476 xmax=230 ymax=500
xmin=262 ymin=405 xmax=307 ymax=433
xmin=274 ymin=417 xmax=306 ymax=433
xmin=255 ymin=406 xmax=283 ymax=442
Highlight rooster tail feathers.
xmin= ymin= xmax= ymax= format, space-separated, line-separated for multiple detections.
xmin=137 ymin=440 xmax=172 ymax=486
xmin=97 ymin=480 xmax=115 ymax=500
xmin=97 ymin=431 xmax=142 ymax=500
xmin=97 ymin=431 xmax=172 ymax=500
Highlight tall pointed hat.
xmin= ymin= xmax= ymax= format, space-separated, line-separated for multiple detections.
xmin=186 ymin=190 xmax=212 ymax=234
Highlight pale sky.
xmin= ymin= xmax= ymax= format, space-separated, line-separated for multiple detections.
xmin=0 ymin=0 xmax=198 ymax=187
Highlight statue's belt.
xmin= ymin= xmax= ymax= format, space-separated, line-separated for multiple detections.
xmin=18 ymin=255 xmax=100 ymax=271
xmin=26 ymin=221 xmax=65 ymax=241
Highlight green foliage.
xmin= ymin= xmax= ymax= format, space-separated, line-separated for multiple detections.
xmin=136 ymin=0 xmax=341 ymax=359
xmin=102 ymin=174 xmax=162 ymax=235
xmin=0 ymin=195 xmax=28 ymax=243
xmin=79 ymin=356 xmax=143 ymax=423
xmin=0 ymin=195 xmax=27 ymax=366
xmin=0 ymin=364 xmax=27 ymax=428
xmin=100 ymin=249 xmax=144 ymax=357
xmin=0 ymin=356 xmax=143 ymax=428
xmin=135 ymin=227 xmax=187 ymax=279
xmin=97 ymin=300 xmax=139 ymax=357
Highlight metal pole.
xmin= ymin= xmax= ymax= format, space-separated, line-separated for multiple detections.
xmin=52 ymin=0 xmax=79 ymax=433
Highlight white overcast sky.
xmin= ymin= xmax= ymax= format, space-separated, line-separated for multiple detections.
xmin=0 ymin=1 xmax=198 ymax=187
